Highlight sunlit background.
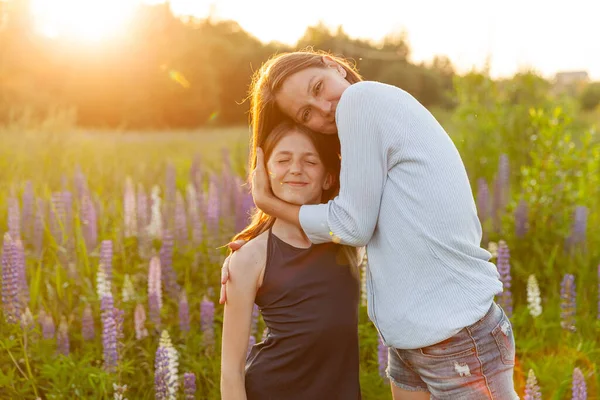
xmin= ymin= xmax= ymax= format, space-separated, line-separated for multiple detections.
xmin=1 ymin=1 xmax=600 ymax=399
xmin=27 ymin=0 xmax=600 ymax=79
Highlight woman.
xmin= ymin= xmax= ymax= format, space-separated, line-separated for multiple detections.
xmin=221 ymin=50 xmax=519 ymax=400
xmin=220 ymin=120 xmax=362 ymax=400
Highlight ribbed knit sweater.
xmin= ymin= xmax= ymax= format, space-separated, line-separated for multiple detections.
xmin=299 ymin=81 xmax=503 ymax=349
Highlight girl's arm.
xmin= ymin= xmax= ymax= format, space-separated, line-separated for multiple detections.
xmin=220 ymin=244 xmax=265 ymax=400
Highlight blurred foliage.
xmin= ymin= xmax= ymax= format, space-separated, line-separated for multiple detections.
xmin=580 ymin=82 xmax=600 ymax=112
xmin=0 ymin=0 xmax=460 ymax=129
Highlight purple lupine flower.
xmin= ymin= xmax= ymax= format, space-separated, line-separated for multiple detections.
xmin=514 ymin=198 xmax=529 ymax=238
xmin=14 ymin=239 xmax=29 ymax=307
xmin=137 ymin=184 xmax=150 ymax=258
xmin=250 ymin=304 xmax=259 ymax=336
xmin=74 ymin=165 xmax=88 ymax=201
xmin=476 ymin=178 xmax=489 ymax=225
xmin=42 ymin=312 xmax=55 ymax=339
xmin=149 ymin=292 xmax=161 ymax=328
xmin=165 ymin=162 xmax=177 ymax=226
xmin=190 ymin=154 xmax=203 ymax=192
xmin=148 ymin=186 xmax=163 ymax=240
xmin=157 ymin=330 xmax=179 ymax=399
xmin=94 ymin=197 xmax=103 ymax=231
xmin=183 ymin=372 xmax=196 ymax=400
xmin=82 ymin=304 xmax=95 ymax=341
xmin=154 ymin=346 xmax=170 ymax=400
xmin=49 ymin=192 xmax=65 ymax=244
xmin=114 ymin=307 xmax=125 ymax=355
xmin=235 ymin=183 xmax=255 ymax=233
xmin=22 ymin=181 xmax=34 ymax=242
xmin=33 ymin=198 xmax=45 ymax=257
xmin=492 ymin=154 xmax=510 ymax=233
xmin=572 ymin=367 xmax=587 ymax=400
xmin=62 ymin=190 xmax=73 ymax=238
xmin=7 ymin=196 xmax=21 ymax=241
xmin=57 ymin=316 xmax=70 ymax=355
xmin=2 ymin=234 xmax=20 ymax=323
xmin=160 ymin=232 xmax=181 ymax=299
xmin=206 ymin=174 xmax=220 ymax=239
xmin=524 ymin=369 xmax=541 ymax=400
xmin=174 ymin=191 xmax=188 ymax=246
xmin=219 ymin=155 xmax=234 ymax=217
xmin=200 ymin=295 xmax=215 ymax=347
xmin=566 ymin=206 xmax=588 ymax=254
xmin=100 ymin=240 xmax=113 ymax=289
xmin=186 ymin=184 xmax=202 ymax=247
xmin=80 ymin=193 xmax=98 ymax=253
xmin=148 ymin=256 xmax=162 ymax=306
xmin=124 ymin=177 xmax=137 ymax=238
xmin=247 ymin=334 xmax=256 ymax=357
xmin=496 ymin=241 xmax=512 ymax=318
xmin=560 ymin=274 xmax=576 ymax=332
xmin=179 ymin=292 xmax=190 ymax=333
xmin=148 ymin=256 xmax=162 ymax=328
xmin=101 ymin=294 xmax=118 ymax=372
xmin=378 ymin=335 xmax=388 ymax=379
xmin=135 ymin=303 xmax=149 ymax=340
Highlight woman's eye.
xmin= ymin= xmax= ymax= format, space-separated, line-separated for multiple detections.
xmin=277 ymin=160 xmax=289 ymax=164
xmin=314 ymin=81 xmax=322 ymax=94
xmin=306 ymin=161 xmax=317 ymax=165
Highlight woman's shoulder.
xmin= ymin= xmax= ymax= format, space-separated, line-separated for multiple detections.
xmin=337 ymin=81 xmax=419 ymax=124
xmin=228 ymin=231 xmax=269 ymax=277
xmin=342 ymin=81 xmax=409 ymax=103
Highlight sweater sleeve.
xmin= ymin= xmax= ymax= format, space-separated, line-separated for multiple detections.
xmin=299 ymin=82 xmax=390 ymax=247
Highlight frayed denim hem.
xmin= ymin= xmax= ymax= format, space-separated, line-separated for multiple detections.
xmin=386 ymin=372 xmax=429 ymax=393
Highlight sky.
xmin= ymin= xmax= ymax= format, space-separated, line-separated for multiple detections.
xmin=168 ymin=0 xmax=600 ymax=80
xmin=28 ymin=0 xmax=600 ymax=80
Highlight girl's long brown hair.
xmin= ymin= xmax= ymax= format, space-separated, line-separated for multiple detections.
xmin=232 ymin=120 xmax=362 ymax=278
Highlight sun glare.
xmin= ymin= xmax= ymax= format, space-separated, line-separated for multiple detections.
xmin=30 ymin=0 xmax=139 ymax=41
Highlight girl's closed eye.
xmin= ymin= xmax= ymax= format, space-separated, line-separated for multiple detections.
xmin=302 ymin=108 xmax=311 ymax=122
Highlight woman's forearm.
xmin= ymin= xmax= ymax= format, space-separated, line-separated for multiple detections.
xmin=221 ymin=372 xmax=247 ymax=400
xmin=260 ymin=195 xmax=301 ymax=227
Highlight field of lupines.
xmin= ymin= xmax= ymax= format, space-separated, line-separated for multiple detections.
xmin=1 ymin=75 xmax=600 ymax=399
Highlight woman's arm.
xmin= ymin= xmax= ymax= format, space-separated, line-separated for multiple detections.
xmin=254 ymin=82 xmax=390 ymax=247
xmin=220 ymin=245 xmax=264 ymax=399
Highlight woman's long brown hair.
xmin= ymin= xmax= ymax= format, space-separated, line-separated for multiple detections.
xmin=247 ymin=49 xmax=363 ymax=177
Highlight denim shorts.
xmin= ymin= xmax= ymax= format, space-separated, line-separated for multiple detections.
xmin=386 ymin=302 xmax=519 ymax=399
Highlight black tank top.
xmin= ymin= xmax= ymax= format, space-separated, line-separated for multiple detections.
xmin=245 ymin=228 xmax=361 ymax=400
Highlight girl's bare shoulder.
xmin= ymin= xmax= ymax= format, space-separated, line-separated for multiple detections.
xmin=228 ymin=231 xmax=269 ymax=276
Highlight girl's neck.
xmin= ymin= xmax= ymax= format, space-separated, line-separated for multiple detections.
xmin=271 ymin=219 xmax=311 ymax=248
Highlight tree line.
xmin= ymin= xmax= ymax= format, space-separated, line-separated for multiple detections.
xmin=0 ymin=1 xmax=596 ymax=130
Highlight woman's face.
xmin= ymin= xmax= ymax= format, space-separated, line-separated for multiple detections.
xmin=267 ymin=130 xmax=332 ymax=206
xmin=274 ymin=57 xmax=351 ymax=135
